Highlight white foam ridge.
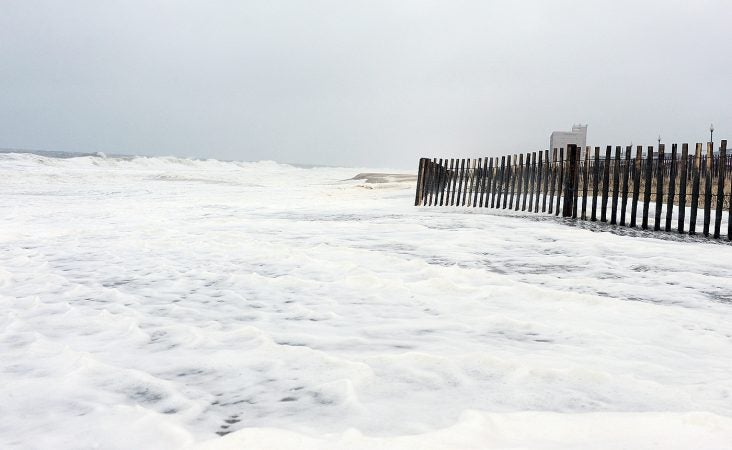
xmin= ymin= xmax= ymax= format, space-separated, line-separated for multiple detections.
xmin=1 ymin=154 xmax=732 ymax=449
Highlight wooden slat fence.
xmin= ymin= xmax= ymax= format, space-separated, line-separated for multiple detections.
xmin=415 ymin=141 xmax=732 ymax=240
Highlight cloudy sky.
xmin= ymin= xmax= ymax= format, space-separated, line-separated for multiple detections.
xmin=1 ymin=0 xmax=730 ymax=168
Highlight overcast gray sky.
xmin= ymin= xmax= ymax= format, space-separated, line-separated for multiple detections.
xmin=1 ymin=0 xmax=730 ymax=168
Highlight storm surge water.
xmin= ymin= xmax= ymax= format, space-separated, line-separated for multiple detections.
xmin=2 ymin=153 xmax=732 ymax=449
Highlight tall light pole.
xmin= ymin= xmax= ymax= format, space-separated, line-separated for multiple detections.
xmin=710 ymin=124 xmax=714 ymax=146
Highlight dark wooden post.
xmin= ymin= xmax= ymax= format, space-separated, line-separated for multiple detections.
xmin=678 ymin=144 xmax=688 ymax=233
xmin=462 ymin=158 xmax=471 ymax=206
xmin=703 ymin=143 xmax=714 ymax=236
xmin=554 ymin=148 xmax=564 ymax=216
xmin=642 ymin=146 xmax=654 ymax=229
xmin=591 ymin=147 xmax=600 ymax=221
xmin=455 ymin=159 xmax=464 ymax=206
xmin=572 ymin=146 xmax=581 ymax=218
xmin=601 ymin=146 xmax=611 ymax=222
xmin=620 ymin=146 xmax=631 ymax=226
xmin=528 ymin=152 xmax=536 ymax=212
xmin=581 ymin=147 xmax=589 ymax=220
xmin=562 ymin=144 xmax=578 ymax=217
xmin=535 ymin=151 xmax=543 ymax=213
xmin=654 ymin=144 xmax=665 ymax=231
xmin=547 ymin=149 xmax=555 ymax=214
xmin=415 ymin=158 xmax=426 ymax=206
xmin=714 ymin=140 xmax=727 ymax=238
xmin=611 ymin=146 xmax=621 ymax=224
xmin=480 ymin=157 xmax=487 ymax=207
xmin=426 ymin=158 xmax=435 ymax=206
xmin=471 ymin=158 xmax=480 ymax=207
xmin=437 ymin=158 xmax=445 ymax=206
xmin=507 ymin=155 xmax=516 ymax=209
xmin=664 ymin=144 xmax=677 ymax=231
xmin=630 ymin=146 xmax=642 ymax=227
xmin=495 ymin=156 xmax=505 ymax=208
xmin=542 ymin=150 xmax=550 ymax=212
xmin=689 ymin=143 xmax=702 ymax=234
xmin=422 ymin=159 xmax=432 ymax=206
xmin=502 ymin=155 xmax=510 ymax=209
xmin=447 ymin=158 xmax=455 ymax=205
xmin=514 ymin=154 xmax=524 ymax=211
xmin=522 ymin=152 xmax=530 ymax=211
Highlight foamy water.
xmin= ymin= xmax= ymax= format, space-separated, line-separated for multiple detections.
xmin=2 ymin=153 xmax=732 ymax=449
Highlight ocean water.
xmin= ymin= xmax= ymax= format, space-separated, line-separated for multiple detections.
xmin=1 ymin=153 xmax=732 ymax=449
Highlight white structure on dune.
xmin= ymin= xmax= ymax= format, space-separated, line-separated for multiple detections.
xmin=550 ymin=124 xmax=588 ymax=156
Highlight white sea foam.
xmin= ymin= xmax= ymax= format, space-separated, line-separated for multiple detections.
xmin=1 ymin=153 xmax=732 ymax=449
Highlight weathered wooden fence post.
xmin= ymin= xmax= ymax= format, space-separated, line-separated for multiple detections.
xmin=630 ymin=146 xmax=642 ymax=227
xmin=654 ymin=144 xmax=665 ymax=231
xmin=581 ymin=147 xmax=589 ymax=220
xmin=620 ymin=146 xmax=631 ymax=226
xmin=665 ymin=144 xmax=677 ymax=231
xmin=562 ymin=144 xmax=578 ymax=217
xmin=555 ymin=147 xmax=564 ymax=216
xmin=528 ymin=152 xmax=536 ymax=212
xmin=535 ymin=151 xmax=543 ymax=212
xmin=415 ymin=158 xmax=426 ymax=206
xmin=714 ymin=140 xmax=727 ymax=238
xmin=601 ymin=146 xmax=611 ymax=222
xmin=642 ymin=146 xmax=654 ymax=229
xmin=592 ymin=147 xmax=600 ymax=221
xmin=611 ymin=146 xmax=621 ymax=224
xmin=522 ymin=152 xmax=531 ymax=211
xmin=678 ymin=144 xmax=689 ymax=233
xmin=515 ymin=154 xmax=524 ymax=211
xmin=689 ymin=143 xmax=702 ymax=234
xmin=703 ymin=143 xmax=713 ymax=236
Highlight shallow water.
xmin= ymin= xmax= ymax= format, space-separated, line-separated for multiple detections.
xmin=2 ymin=153 xmax=732 ymax=449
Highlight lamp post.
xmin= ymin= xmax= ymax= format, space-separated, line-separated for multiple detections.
xmin=710 ymin=124 xmax=714 ymax=146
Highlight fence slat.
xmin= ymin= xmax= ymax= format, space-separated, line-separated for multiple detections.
xmin=514 ymin=154 xmax=523 ymax=211
xmin=665 ymin=144 xmax=677 ymax=231
xmin=581 ymin=147 xmax=589 ymax=220
xmin=522 ymin=153 xmax=529 ymax=211
xmin=504 ymin=155 xmax=510 ymax=209
xmin=642 ymin=146 xmax=654 ymax=229
xmin=535 ymin=151 xmax=543 ymax=212
xmin=479 ymin=157 xmax=488 ymax=207
xmin=703 ymin=143 xmax=713 ymax=236
xmin=455 ymin=159 xmax=464 ymax=206
xmin=414 ymin=158 xmax=426 ymax=206
xmin=601 ymin=146 xmax=611 ymax=222
xmin=507 ymin=155 xmax=516 ymax=209
xmin=611 ymin=146 xmax=621 ymax=224
xmin=464 ymin=158 xmax=471 ymax=207
xmin=528 ymin=152 xmax=536 ymax=212
xmin=542 ymin=150 xmax=550 ymax=212
xmin=422 ymin=159 xmax=432 ymax=206
xmin=592 ymin=147 xmax=600 ymax=221
xmin=437 ymin=158 xmax=444 ymax=206
xmin=654 ymin=144 xmax=665 ymax=231
xmin=554 ymin=148 xmax=564 ymax=216
xmin=573 ymin=146 xmax=581 ymax=218
xmin=678 ymin=144 xmax=689 ymax=233
xmin=717 ymin=141 xmax=728 ymax=238
xmin=630 ymin=146 xmax=642 ymax=227
xmin=426 ymin=158 xmax=435 ymax=206
xmin=472 ymin=158 xmax=481 ymax=207
xmin=620 ymin=146 xmax=631 ymax=226
xmin=498 ymin=156 xmax=505 ymax=208
xmin=689 ymin=143 xmax=702 ymax=234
